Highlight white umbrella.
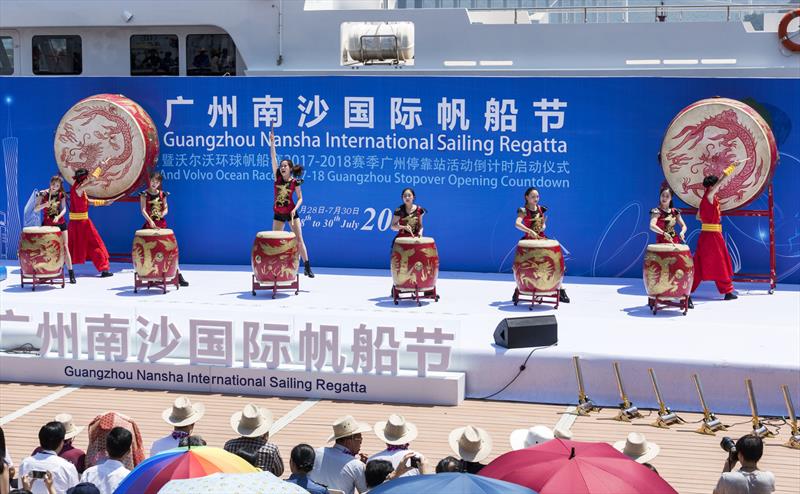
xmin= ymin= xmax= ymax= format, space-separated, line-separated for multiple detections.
xmin=158 ymin=471 xmax=308 ymax=494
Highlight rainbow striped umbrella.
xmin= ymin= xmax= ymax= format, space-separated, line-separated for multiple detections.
xmin=113 ymin=446 xmax=257 ymax=494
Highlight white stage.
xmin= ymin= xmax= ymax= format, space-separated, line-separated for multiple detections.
xmin=1 ymin=262 xmax=798 ymax=415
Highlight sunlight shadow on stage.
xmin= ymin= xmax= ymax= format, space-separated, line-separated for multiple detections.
xmin=368 ymin=296 xmax=434 ymax=308
xmin=616 ymin=284 xmax=647 ymax=296
xmin=622 ymin=305 xmax=686 ymax=318
xmin=489 ymin=300 xmax=557 ymax=313
xmin=2 ymin=284 xmax=63 ymax=293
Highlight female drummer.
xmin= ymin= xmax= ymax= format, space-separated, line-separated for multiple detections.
xmin=67 ymin=168 xmax=114 ymax=278
xmin=34 ymin=175 xmax=75 ymax=284
xmin=391 ymin=188 xmax=426 ymax=239
xmin=649 ymin=184 xmax=687 ymax=244
xmin=140 ymin=171 xmax=189 ymax=286
xmin=515 ymin=187 xmax=570 ymax=304
xmin=269 ymin=127 xmax=313 ymax=278
xmin=692 ymin=165 xmax=738 ymax=300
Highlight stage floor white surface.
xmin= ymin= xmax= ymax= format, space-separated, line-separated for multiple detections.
xmin=2 ymin=262 xmax=799 ymax=415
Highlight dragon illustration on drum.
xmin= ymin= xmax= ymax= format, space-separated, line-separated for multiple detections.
xmin=391 ymin=244 xmax=438 ymax=288
xmin=666 ymin=108 xmax=760 ymax=207
xmin=19 ymin=234 xmax=63 ymax=274
xmin=643 ymin=252 xmax=693 ymax=297
xmin=514 ymin=247 xmax=563 ymax=293
xmin=253 ymin=238 xmax=300 ymax=281
xmin=132 ymin=235 xmax=178 ymax=279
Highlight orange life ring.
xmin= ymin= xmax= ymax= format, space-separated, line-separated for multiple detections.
xmin=778 ymin=9 xmax=800 ymax=52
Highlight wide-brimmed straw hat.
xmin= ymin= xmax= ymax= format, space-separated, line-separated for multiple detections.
xmin=55 ymin=413 xmax=84 ymax=440
xmin=509 ymin=425 xmax=554 ymax=450
xmin=374 ymin=414 xmax=418 ymax=445
xmin=613 ymin=432 xmax=660 ymax=463
xmin=230 ymin=404 xmax=273 ymax=438
xmin=449 ymin=425 xmax=492 ymax=462
xmin=327 ymin=415 xmax=372 ymax=442
xmin=161 ymin=397 xmax=205 ymax=427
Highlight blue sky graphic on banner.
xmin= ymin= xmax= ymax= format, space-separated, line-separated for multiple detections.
xmin=1 ymin=77 xmax=799 ymax=282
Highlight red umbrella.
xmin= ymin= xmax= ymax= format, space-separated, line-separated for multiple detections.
xmin=480 ymin=439 xmax=677 ymax=494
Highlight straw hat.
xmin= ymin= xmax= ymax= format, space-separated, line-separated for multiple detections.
xmin=230 ymin=404 xmax=273 ymax=438
xmin=509 ymin=425 xmax=554 ymax=450
xmin=327 ymin=415 xmax=372 ymax=442
xmin=161 ymin=397 xmax=205 ymax=427
xmin=374 ymin=414 xmax=418 ymax=445
xmin=54 ymin=414 xmax=84 ymax=440
xmin=613 ymin=432 xmax=660 ymax=463
xmin=449 ymin=425 xmax=492 ymax=462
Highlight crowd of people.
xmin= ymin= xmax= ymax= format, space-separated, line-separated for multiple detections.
xmin=0 ymin=397 xmax=776 ymax=494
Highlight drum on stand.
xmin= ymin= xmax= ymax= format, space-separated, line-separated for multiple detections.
xmin=132 ymin=229 xmax=180 ymax=294
xmin=512 ymin=239 xmax=565 ymax=309
xmin=19 ymin=226 xmax=65 ymax=290
xmin=251 ymin=231 xmax=300 ymax=298
xmin=390 ymin=236 xmax=440 ymax=306
xmin=643 ymin=243 xmax=694 ymax=315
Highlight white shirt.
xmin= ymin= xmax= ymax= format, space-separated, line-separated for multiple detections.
xmin=310 ymin=444 xmax=367 ymax=494
xmin=367 ymin=448 xmax=419 ymax=477
xmin=714 ymin=469 xmax=775 ymax=494
xmin=18 ymin=450 xmax=79 ymax=494
xmin=150 ymin=434 xmax=181 ymax=456
xmin=80 ymin=459 xmax=130 ymax=494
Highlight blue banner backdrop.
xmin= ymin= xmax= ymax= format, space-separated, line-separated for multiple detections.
xmin=1 ymin=77 xmax=798 ymax=282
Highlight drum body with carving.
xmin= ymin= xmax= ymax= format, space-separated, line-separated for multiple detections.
xmin=660 ymin=97 xmax=777 ymax=211
xmin=643 ymin=243 xmax=694 ymax=299
xmin=55 ymin=94 xmax=159 ymax=200
xmin=19 ymin=226 xmax=64 ymax=278
xmin=132 ymin=229 xmax=179 ymax=281
xmin=391 ymin=237 xmax=439 ymax=292
xmin=252 ymin=231 xmax=299 ymax=284
xmin=513 ymin=239 xmax=565 ymax=294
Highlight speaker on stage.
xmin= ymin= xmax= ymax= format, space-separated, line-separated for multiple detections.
xmin=493 ymin=315 xmax=557 ymax=349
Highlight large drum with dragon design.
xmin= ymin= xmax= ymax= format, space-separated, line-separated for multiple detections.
xmin=132 ymin=229 xmax=179 ymax=281
xmin=19 ymin=226 xmax=64 ymax=278
xmin=391 ymin=237 xmax=439 ymax=292
xmin=513 ymin=239 xmax=565 ymax=294
xmin=660 ymin=97 xmax=777 ymax=211
xmin=252 ymin=231 xmax=300 ymax=284
xmin=54 ymin=94 xmax=159 ymax=200
xmin=643 ymin=243 xmax=694 ymax=299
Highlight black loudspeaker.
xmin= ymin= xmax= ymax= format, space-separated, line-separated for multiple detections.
xmin=493 ymin=315 xmax=558 ymax=349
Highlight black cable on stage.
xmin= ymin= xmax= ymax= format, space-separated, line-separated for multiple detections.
xmin=6 ymin=343 xmax=39 ymax=354
xmin=475 ymin=344 xmax=555 ymax=400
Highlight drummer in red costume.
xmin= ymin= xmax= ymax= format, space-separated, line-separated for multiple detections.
xmin=691 ymin=165 xmax=738 ymax=300
xmin=140 ymin=171 xmax=189 ymax=286
xmin=269 ymin=127 xmax=314 ymax=277
xmin=391 ymin=188 xmax=426 ymax=239
xmin=67 ymin=168 xmax=114 ymax=277
xmin=34 ymin=175 xmax=75 ymax=284
xmin=515 ymin=187 xmax=570 ymax=303
xmin=649 ymin=184 xmax=687 ymax=244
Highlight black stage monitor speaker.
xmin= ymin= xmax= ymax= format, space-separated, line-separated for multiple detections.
xmin=493 ymin=315 xmax=558 ymax=349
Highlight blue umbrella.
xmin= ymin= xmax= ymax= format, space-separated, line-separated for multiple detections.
xmin=368 ymin=472 xmax=539 ymax=494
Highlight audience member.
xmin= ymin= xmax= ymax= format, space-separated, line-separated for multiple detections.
xmin=509 ymin=425 xmax=554 ymax=450
xmin=149 ymin=398 xmax=204 ymax=456
xmin=32 ymin=416 xmax=85 ymax=474
xmin=448 ymin=425 xmax=492 ymax=474
xmin=79 ymin=428 xmax=131 ymax=494
xmin=223 ymin=404 xmax=283 ymax=476
xmin=713 ymin=435 xmax=775 ymax=494
xmin=310 ymin=416 xmax=371 ymax=494
xmin=86 ymin=412 xmax=143 ymax=469
xmin=177 ymin=436 xmax=206 ymax=448
xmin=9 ymin=490 xmax=32 ymax=494
xmin=64 ymin=484 xmax=98 ymax=494
xmin=286 ymin=444 xmax=328 ymax=494
xmin=368 ymin=415 xmax=420 ymax=477
xmin=18 ymin=422 xmax=78 ymax=494
xmin=613 ymin=433 xmax=660 ymax=463
xmin=435 ymin=456 xmax=460 ymax=473
xmin=234 ymin=448 xmax=259 ymax=469
xmin=643 ymin=462 xmax=659 ymax=475
xmin=1 ymin=426 xmax=10 ymax=494
xmin=364 ymin=460 xmax=393 ymax=490
xmin=20 ymin=472 xmax=55 ymax=494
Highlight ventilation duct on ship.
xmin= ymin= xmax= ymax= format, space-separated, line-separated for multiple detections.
xmin=341 ymin=22 xmax=414 ymax=66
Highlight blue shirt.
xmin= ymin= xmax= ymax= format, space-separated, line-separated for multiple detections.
xmin=287 ymin=473 xmax=330 ymax=494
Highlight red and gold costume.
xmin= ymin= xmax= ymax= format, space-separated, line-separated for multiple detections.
xmin=273 ymin=176 xmax=302 ymax=221
xmin=691 ymin=189 xmax=734 ymax=294
xmin=41 ymin=191 xmax=67 ymax=230
xmin=518 ymin=205 xmax=547 ymax=239
xmin=650 ymin=207 xmax=683 ymax=244
xmin=141 ymin=189 xmax=168 ymax=229
xmin=394 ymin=205 xmax=426 ymax=238
xmin=67 ymin=186 xmax=110 ymax=272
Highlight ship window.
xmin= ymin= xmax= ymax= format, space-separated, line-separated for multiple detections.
xmin=32 ymin=35 xmax=82 ymax=75
xmin=0 ymin=37 xmax=13 ymax=75
xmin=186 ymin=34 xmax=236 ymax=76
xmin=130 ymin=35 xmax=179 ymax=76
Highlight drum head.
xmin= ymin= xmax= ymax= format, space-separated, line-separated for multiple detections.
xmin=23 ymin=226 xmax=60 ymax=234
xmin=660 ymin=98 xmax=777 ymax=211
xmin=135 ymin=228 xmax=174 ymax=236
xmin=518 ymin=239 xmax=560 ymax=248
xmin=54 ymin=94 xmax=158 ymax=199
xmin=395 ymin=236 xmax=435 ymax=245
xmin=256 ymin=231 xmax=296 ymax=240
xmin=647 ymin=243 xmax=690 ymax=253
